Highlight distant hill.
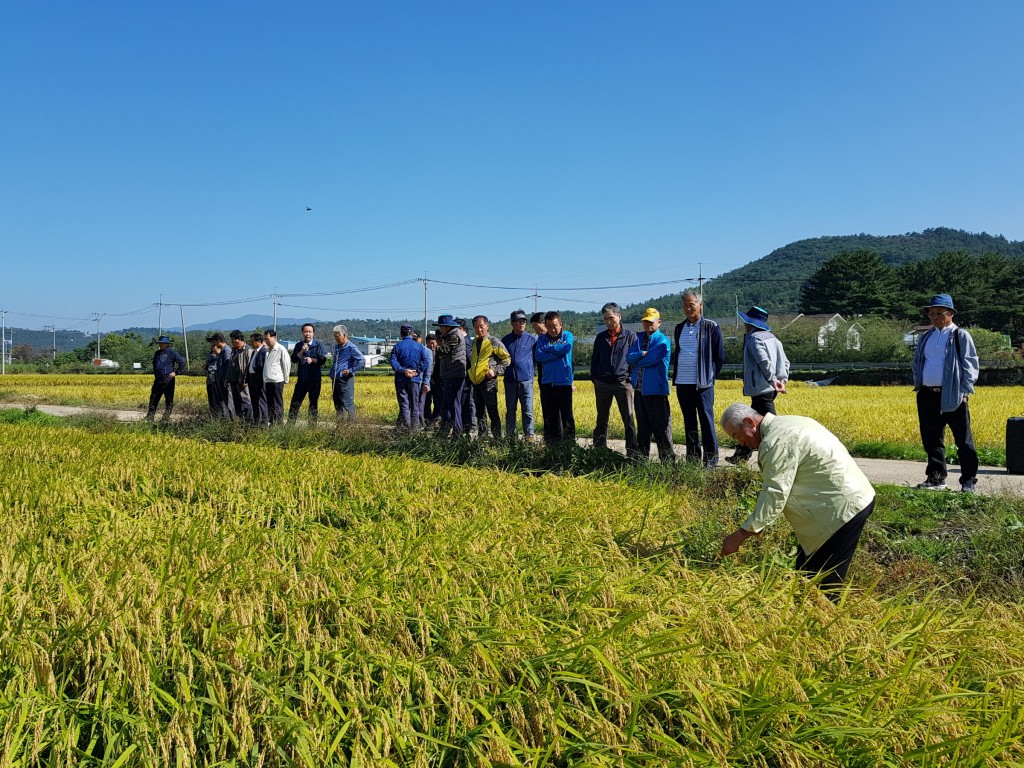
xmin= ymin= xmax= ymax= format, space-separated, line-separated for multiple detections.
xmin=184 ymin=314 xmax=330 ymax=332
xmin=694 ymin=228 xmax=1024 ymax=317
xmin=3 ymin=328 xmax=92 ymax=356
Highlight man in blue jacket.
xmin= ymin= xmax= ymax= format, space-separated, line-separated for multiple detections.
xmin=146 ymin=335 xmax=186 ymax=422
xmin=535 ymin=310 xmax=576 ymax=444
xmin=501 ymin=309 xmax=538 ymax=440
xmin=626 ymin=308 xmax=675 ymax=463
xmin=911 ymin=293 xmax=980 ymax=492
xmin=672 ymin=290 xmax=725 ymax=466
xmin=288 ymin=323 xmax=327 ymax=424
xmin=391 ymin=323 xmax=430 ymax=429
xmin=590 ymin=302 xmax=638 ymax=455
xmin=328 ymin=325 xmax=366 ymax=420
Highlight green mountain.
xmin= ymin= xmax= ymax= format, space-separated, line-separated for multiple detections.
xmin=694 ymin=228 xmax=1024 ymax=317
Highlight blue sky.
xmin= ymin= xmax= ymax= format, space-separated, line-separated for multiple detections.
xmin=2 ymin=1 xmax=1022 ymax=333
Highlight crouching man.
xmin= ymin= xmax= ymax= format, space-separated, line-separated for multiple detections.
xmin=719 ymin=403 xmax=875 ymax=596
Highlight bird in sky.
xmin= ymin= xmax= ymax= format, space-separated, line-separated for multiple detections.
xmin=306 ymin=207 xmax=312 ymax=212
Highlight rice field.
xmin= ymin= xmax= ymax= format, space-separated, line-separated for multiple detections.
xmin=0 ymin=373 xmax=1016 ymax=452
xmin=1 ymin=418 xmax=1023 ymax=765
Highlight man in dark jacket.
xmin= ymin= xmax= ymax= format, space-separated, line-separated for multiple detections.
xmin=288 ymin=323 xmax=327 ymax=424
xmin=203 ymin=333 xmax=233 ymax=419
xmin=590 ymin=302 xmax=638 ymax=455
xmin=227 ymin=330 xmax=253 ymax=422
xmin=434 ymin=314 xmax=468 ymax=436
xmin=672 ymin=290 xmax=725 ymax=466
xmin=247 ymin=333 xmax=268 ymax=425
xmin=146 ymin=335 xmax=186 ymax=422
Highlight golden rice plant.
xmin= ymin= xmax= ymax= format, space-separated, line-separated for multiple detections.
xmin=0 ymin=421 xmax=1023 ymax=765
xmin=1 ymin=374 xmax=1015 ymax=451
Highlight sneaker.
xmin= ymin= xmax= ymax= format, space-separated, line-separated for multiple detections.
xmin=961 ymin=479 xmax=978 ymax=494
xmin=915 ymin=479 xmax=947 ymax=491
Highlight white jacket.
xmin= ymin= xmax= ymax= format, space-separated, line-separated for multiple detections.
xmin=263 ymin=344 xmax=291 ymax=384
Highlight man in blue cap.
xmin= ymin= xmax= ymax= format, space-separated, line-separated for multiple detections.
xmin=146 ymin=335 xmax=186 ymax=422
xmin=911 ymin=293 xmax=979 ymax=492
xmin=728 ymin=306 xmax=789 ymax=464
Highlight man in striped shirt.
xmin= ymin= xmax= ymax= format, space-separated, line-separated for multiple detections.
xmin=672 ymin=290 xmax=725 ymax=466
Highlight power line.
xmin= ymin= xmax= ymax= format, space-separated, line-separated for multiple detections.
xmin=424 ymin=277 xmax=695 ymax=292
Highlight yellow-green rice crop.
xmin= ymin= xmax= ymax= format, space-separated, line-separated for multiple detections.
xmin=1 ymin=421 xmax=1022 ymax=765
xmin=0 ymin=374 xmax=1016 ymax=452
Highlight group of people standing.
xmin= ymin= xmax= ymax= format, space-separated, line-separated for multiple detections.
xmin=145 ymin=291 xmax=982 ymax=592
xmin=147 ymin=323 xmax=365 ymax=425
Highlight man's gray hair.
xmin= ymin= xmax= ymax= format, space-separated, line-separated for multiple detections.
xmin=333 ymin=324 xmax=349 ymax=338
xmin=681 ymin=289 xmax=703 ymax=304
xmin=720 ymin=402 xmax=759 ymax=429
xmin=600 ymin=302 xmax=622 ymax=317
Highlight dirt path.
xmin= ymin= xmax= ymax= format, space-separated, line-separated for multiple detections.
xmin=6 ymin=402 xmax=1024 ymax=496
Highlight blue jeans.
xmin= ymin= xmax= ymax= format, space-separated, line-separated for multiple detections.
xmin=676 ymin=384 xmax=718 ymax=465
xmin=331 ymin=376 xmax=356 ymax=419
xmin=504 ymin=380 xmax=535 ymax=437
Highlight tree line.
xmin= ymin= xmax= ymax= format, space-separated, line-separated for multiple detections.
xmin=799 ymin=250 xmax=1024 ymax=341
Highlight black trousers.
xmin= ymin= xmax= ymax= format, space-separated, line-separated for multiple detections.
xmin=795 ymin=500 xmax=874 ymax=595
xmin=472 ymin=381 xmax=502 ymax=437
xmin=732 ymin=390 xmax=778 ymax=460
xmin=676 ymin=384 xmax=718 ymax=466
xmin=289 ymin=376 xmax=322 ymax=423
xmin=916 ymin=389 xmax=979 ymax=485
xmin=206 ymin=380 xmax=232 ymax=419
xmin=265 ymin=382 xmax=285 ymax=424
xmin=593 ymin=379 xmax=637 ymax=455
xmin=635 ymin=394 xmax=675 ymax=463
xmin=539 ymin=384 xmax=575 ymax=444
xmin=147 ymin=376 xmax=176 ymax=418
xmin=249 ymin=379 xmax=268 ymax=424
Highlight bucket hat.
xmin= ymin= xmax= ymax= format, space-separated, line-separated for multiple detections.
xmin=433 ymin=314 xmax=460 ymax=327
xmin=925 ymin=294 xmax=955 ymax=312
xmin=737 ymin=306 xmax=771 ymax=331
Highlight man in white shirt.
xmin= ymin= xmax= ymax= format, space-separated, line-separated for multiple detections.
xmin=719 ymin=403 xmax=875 ymax=595
xmin=262 ymin=329 xmax=291 ymax=425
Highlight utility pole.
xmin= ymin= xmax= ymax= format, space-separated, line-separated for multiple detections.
xmin=157 ymin=294 xmax=163 ymax=336
xmin=92 ymin=313 xmax=104 ymax=362
xmin=1 ymin=308 xmax=5 ymax=375
xmin=45 ymin=324 xmax=56 ymax=361
xmin=179 ymin=305 xmax=190 ymax=367
xmin=421 ymin=274 xmax=429 ymax=338
xmin=686 ymin=263 xmax=706 ymax=300
xmin=531 ymin=286 xmax=540 ymax=314
xmin=272 ymin=293 xmax=279 ymax=332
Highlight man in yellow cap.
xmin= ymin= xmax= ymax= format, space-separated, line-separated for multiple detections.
xmin=626 ymin=308 xmax=675 ymax=463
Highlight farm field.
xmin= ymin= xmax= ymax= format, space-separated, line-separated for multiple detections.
xmin=0 ymin=373 xmax=1016 ymax=459
xmin=1 ymin=414 xmax=1023 ymax=765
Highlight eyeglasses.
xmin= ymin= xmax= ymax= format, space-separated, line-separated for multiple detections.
xmin=927 ymin=310 xmax=950 ymax=317
xmin=512 ymin=318 xmax=526 ymax=323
